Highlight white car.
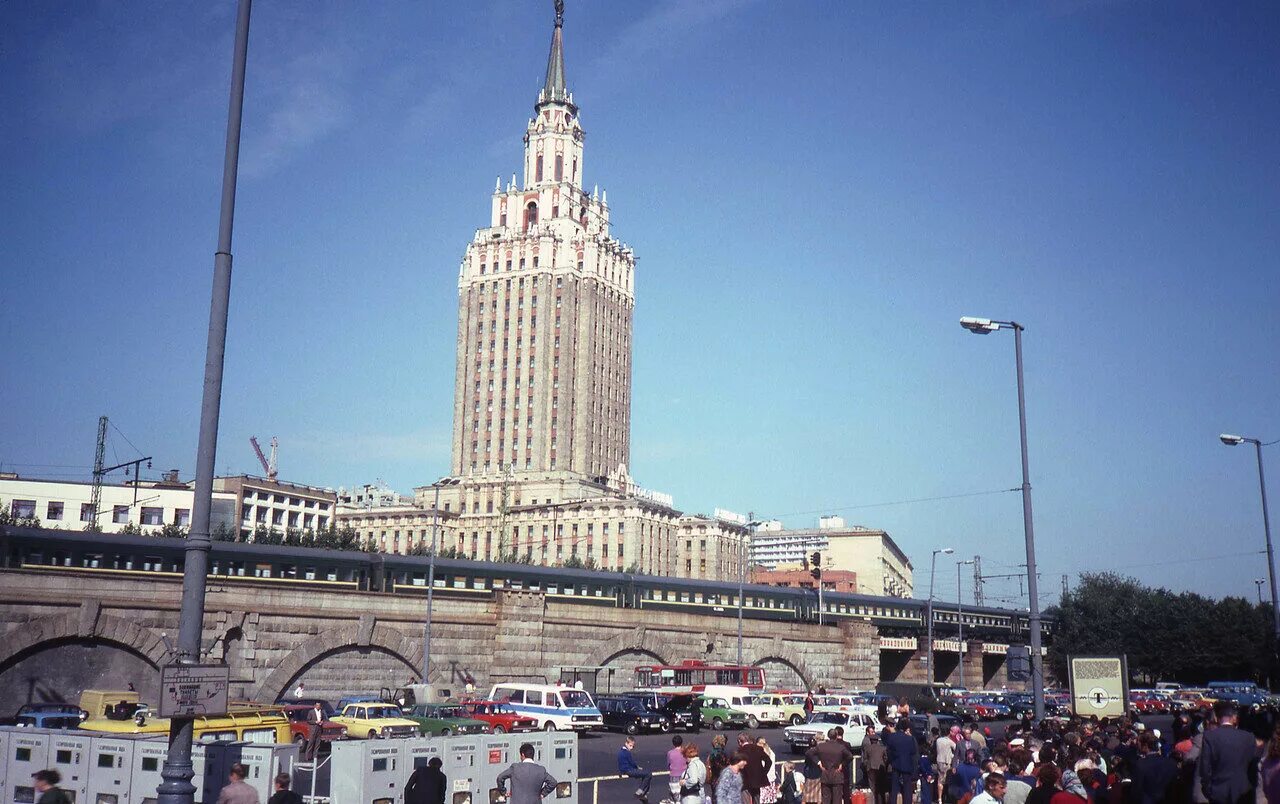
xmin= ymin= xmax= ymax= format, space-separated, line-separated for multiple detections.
xmin=724 ymin=694 xmax=786 ymax=729
xmin=783 ymin=711 xmax=883 ymax=752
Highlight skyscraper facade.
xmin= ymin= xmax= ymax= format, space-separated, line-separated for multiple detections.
xmin=450 ymin=2 xmax=634 ymax=481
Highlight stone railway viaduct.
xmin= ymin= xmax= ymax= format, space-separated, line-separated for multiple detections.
xmin=0 ymin=569 xmax=1014 ymax=712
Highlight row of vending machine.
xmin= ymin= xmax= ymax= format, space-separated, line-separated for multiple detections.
xmin=327 ymin=730 xmax=578 ymax=804
xmin=0 ymin=727 xmax=579 ymax=804
xmin=0 ymin=727 xmax=296 ymax=804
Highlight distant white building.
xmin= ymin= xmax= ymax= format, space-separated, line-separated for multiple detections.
xmin=749 ymin=517 xmax=914 ymax=597
xmin=0 ymin=473 xmax=236 ymax=534
xmin=212 ymin=475 xmax=337 ymax=540
xmin=337 ymin=481 xmax=412 ymax=511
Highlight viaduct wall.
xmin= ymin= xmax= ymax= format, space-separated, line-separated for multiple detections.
xmin=0 ymin=570 xmax=906 ymax=713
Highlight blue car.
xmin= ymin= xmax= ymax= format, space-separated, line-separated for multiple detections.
xmin=15 ymin=703 xmax=87 ymax=729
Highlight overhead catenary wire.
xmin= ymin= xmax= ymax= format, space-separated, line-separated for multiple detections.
xmin=759 ymin=487 xmax=1020 ymax=521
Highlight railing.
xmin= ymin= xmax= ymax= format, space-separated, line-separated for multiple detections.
xmin=578 ymin=770 xmax=671 ymax=804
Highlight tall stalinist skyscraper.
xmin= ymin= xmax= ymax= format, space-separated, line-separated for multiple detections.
xmin=450 ymin=0 xmax=635 ymax=482
xmin=405 ymin=3 xmax=748 ymax=582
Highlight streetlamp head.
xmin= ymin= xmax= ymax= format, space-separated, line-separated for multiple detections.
xmin=935 ymin=547 xmax=954 ymax=556
xmin=960 ymin=316 xmax=1000 ymax=334
xmin=1219 ymin=434 xmax=1245 ymax=446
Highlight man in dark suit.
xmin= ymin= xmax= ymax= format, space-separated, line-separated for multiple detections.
xmin=496 ymin=743 xmax=557 ymax=803
xmin=1129 ymin=731 xmax=1177 ymax=804
xmin=885 ymin=718 xmax=920 ymax=804
xmin=1198 ymin=702 xmax=1258 ymax=804
xmin=405 ymin=757 xmax=447 ymax=804
xmin=736 ymin=733 xmax=773 ymax=804
xmin=805 ymin=729 xmax=854 ymax=804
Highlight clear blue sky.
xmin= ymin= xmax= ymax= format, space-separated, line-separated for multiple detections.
xmin=2 ymin=1 xmax=1277 ymax=604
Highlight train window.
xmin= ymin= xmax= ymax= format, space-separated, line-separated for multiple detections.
xmin=411 ymin=573 xmax=425 ymax=587
xmin=83 ymin=553 xmax=102 ymax=568
xmin=472 ymin=577 xmax=486 ymax=590
xmin=304 ymin=567 xmax=316 ymax=581
xmin=547 ymin=584 xmax=559 ymax=594
xmin=679 ymin=592 xmax=689 ymax=602
xmin=326 ymin=568 xmax=338 ymax=581
xmin=253 ymin=563 xmax=272 ymax=578
xmin=230 ymin=561 xmax=245 ymax=576
xmin=563 ymin=585 xmax=575 ymax=596
xmin=281 ymin=564 xmax=297 ymax=579
xmin=510 ymin=580 xmax=524 ymax=590
xmin=142 ymin=556 xmax=162 ymax=572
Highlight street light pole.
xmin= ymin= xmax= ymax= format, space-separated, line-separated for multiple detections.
xmin=159 ymin=2 xmax=252 ymax=803
xmin=1257 ymin=579 xmax=1267 ymax=606
xmin=958 ymin=559 xmax=974 ymax=690
xmin=736 ymin=516 xmax=758 ymax=668
xmin=423 ymin=481 xmax=442 ymax=685
xmin=960 ymin=316 xmax=1045 ymax=721
xmin=926 ymin=547 xmax=953 ymax=693
xmin=1221 ymin=434 xmax=1278 ymax=647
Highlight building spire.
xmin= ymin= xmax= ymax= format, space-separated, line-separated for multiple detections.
xmin=540 ymin=0 xmax=568 ymax=105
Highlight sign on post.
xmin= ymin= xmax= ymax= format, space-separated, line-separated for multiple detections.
xmin=159 ymin=663 xmax=231 ymax=718
xmin=1067 ymin=655 xmax=1128 ymax=719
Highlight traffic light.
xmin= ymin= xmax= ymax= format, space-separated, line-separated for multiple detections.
xmin=810 ymin=552 xmax=821 ymax=581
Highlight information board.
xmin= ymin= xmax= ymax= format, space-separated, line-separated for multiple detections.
xmin=1068 ymin=655 xmax=1128 ymax=718
xmin=159 ymin=663 xmax=231 ymax=718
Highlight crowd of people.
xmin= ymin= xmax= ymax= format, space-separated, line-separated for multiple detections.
xmin=615 ymin=699 xmax=1280 ymax=804
xmin=859 ymin=699 xmax=1279 ymax=804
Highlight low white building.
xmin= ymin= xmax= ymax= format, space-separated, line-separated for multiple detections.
xmin=0 ymin=473 xmax=237 ymax=534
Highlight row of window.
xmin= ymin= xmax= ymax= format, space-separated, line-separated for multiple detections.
xmin=240 ymin=490 xmax=330 ymax=510
xmin=9 ymin=499 xmax=191 ymax=527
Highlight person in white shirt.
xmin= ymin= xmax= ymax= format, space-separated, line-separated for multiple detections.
xmin=971 ymin=772 xmax=1006 ymax=804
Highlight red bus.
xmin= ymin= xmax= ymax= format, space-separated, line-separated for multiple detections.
xmin=634 ymin=660 xmax=765 ymax=692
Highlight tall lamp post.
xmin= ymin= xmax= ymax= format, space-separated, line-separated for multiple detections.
xmin=1257 ymin=579 xmax=1267 ymax=606
xmin=957 ymin=559 xmax=975 ymax=690
xmin=1220 ymin=434 xmax=1278 ymax=647
xmin=960 ymin=316 xmax=1044 ymax=721
xmin=736 ymin=516 xmax=759 ymax=668
xmin=158 ymin=3 xmax=253 ymax=803
xmin=925 ymin=547 xmax=954 ymax=692
xmin=422 ymin=477 xmax=459 ymax=686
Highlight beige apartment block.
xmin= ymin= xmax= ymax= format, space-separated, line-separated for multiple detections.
xmin=212 ymin=475 xmax=336 ymax=541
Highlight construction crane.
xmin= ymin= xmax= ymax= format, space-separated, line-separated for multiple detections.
xmin=249 ymin=436 xmax=278 ymax=480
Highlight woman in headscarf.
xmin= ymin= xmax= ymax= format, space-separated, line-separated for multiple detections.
xmin=1049 ymin=769 xmax=1088 ymax=804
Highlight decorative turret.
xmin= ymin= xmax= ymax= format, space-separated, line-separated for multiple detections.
xmin=523 ymin=0 xmax=585 ymax=192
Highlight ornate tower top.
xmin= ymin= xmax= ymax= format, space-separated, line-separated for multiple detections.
xmin=539 ymin=0 xmax=571 ymax=108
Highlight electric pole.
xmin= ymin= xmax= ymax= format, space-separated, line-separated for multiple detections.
xmin=973 ymin=555 xmax=984 ymax=606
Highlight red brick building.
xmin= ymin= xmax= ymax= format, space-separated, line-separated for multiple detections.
xmin=750 ymin=567 xmax=859 ymax=593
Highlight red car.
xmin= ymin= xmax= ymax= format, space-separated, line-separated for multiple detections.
xmin=457 ymin=701 xmax=539 ymax=733
xmin=280 ymin=704 xmax=348 ymax=744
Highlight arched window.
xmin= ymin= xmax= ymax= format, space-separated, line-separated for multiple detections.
xmin=524 ymin=202 xmax=538 ymax=231
xmin=536 ymin=155 xmax=544 ymax=183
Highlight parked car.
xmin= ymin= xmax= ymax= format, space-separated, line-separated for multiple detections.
xmin=456 ymin=700 xmax=539 ymax=733
xmin=15 ymin=703 xmax=88 ymax=729
xmin=278 ymin=704 xmax=347 ymax=745
xmin=330 ymin=703 xmax=419 ymax=739
xmin=753 ymin=693 xmax=809 ymax=726
xmin=784 ymin=711 xmax=882 ymax=752
xmin=619 ymin=692 xmax=702 ymax=732
xmin=724 ymin=693 xmax=786 ymax=729
xmin=276 ymin=698 xmax=337 ymax=719
xmin=695 ymin=696 xmax=749 ymax=731
xmin=336 ymin=695 xmax=382 ymax=711
xmin=597 ymin=697 xmax=671 ymax=735
xmin=403 ymin=704 xmax=490 ymax=737
xmin=908 ymin=712 xmax=961 ymax=734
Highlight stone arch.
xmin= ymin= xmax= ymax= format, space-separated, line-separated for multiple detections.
xmin=0 ymin=607 xmax=168 ymax=673
xmin=584 ymin=630 xmax=670 ymax=696
xmin=582 ymin=628 xmax=669 ymax=670
xmin=251 ymin=621 xmax=421 ymax=703
xmin=747 ymin=645 xmax=814 ymax=690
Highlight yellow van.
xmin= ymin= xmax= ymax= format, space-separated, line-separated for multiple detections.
xmin=79 ymin=690 xmax=146 ymax=720
xmin=81 ymin=705 xmax=290 ymax=744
